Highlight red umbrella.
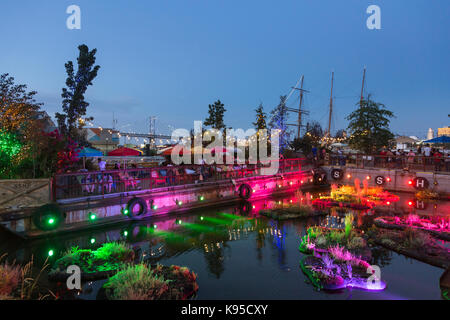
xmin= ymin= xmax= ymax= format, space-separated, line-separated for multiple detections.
xmin=161 ymin=146 xmax=190 ymax=156
xmin=108 ymin=147 xmax=141 ymax=156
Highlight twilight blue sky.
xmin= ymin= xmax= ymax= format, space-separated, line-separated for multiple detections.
xmin=1 ymin=0 xmax=449 ymax=140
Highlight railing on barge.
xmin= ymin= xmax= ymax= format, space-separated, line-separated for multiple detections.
xmin=52 ymin=158 xmax=311 ymax=201
xmin=322 ymin=153 xmax=450 ymax=173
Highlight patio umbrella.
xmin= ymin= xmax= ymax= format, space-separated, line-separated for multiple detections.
xmin=78 ymin=147 xmax=103 ymax=157
xmin=161 ymin=146 xmax=190 ymax=156
xmin=423 ymin=135 xmax=450 ymax=144
xmin=129 ymin=147 xmax=144 ymax=155
xmin=107 ymin=147 xmax=142 ymax=156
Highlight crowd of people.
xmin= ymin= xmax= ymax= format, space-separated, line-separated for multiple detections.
xmin=60 ymin=158 xmax=268 ymax=198
xmin=75 ymin=158 xmax=143 ymax=195
xmin=319 ymin=145 xmax=450 ymax=172
xmin=377 ymin=145 xmax=450 ymax=171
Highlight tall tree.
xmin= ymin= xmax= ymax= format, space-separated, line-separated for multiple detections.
xmin=204 ymin=99 xmax=226 ymax=130
xmin=0 ymin=73 xmax=42 ymax=135
xmin=56 ymin=44 xmax=100 ymax=139
xmin=0 ymin=74 xmax=45 ymax=178
xmin=305 ymin=121 xmax=323 ymax=143
xmin=269 ymin=95 xmax=290 ymax=152
xmin=346 ymin=95 xmax=394 ymax=153
xmin=334 ymin=129 xmax=347 ymax=139
xmin=253 ymin=103 xmax=267 ymax=130
xmin=289 ymin=121 xmax=324 ymax=155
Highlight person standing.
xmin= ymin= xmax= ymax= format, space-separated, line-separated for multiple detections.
xmin=433 ymin=150 xmax=443 ymax=172
xmin=97 ymin=158 xmax=107 ymax=193
xmin=423 ymin=144 xmax=431 ymax=167
xmin=98 ymin=158 xmax=106 ymax=171
xmin=407 ymin=150 xmax=415 ymax=171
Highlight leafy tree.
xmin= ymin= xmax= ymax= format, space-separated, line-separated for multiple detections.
xmin=346 ymin=95 xmax=394 ymax=153
xmin=0 ymin=74 xmax=46 ymax=178
xmin=0 ymin=73 xmax=42 ymax=135
xmin=290 ymin=135 xmax=314 ymax=155
xmin=253 ymin=103 xmax=267 ymax=130
xmin=36 ymin=129 xmax=81 ymax=176
xmin=56 ymin=44 xmax=100 ymax=140
xmin=269 ymin=95 xmax=290 ymax=152
xmin=305 ymin=121 xmax=323 ymax=143
xmin=290 ymin=121 xmax=325 ymax=155
xmin=204 ymin=99 xmax=226 ymax=130
xmin=334 ymin=129 xmax=347 ymax=140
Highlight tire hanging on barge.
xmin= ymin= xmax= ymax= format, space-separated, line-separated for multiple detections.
xmin=32 ymin=203 xmax=65 ymax=231
xmin=126 ymin=197 xmax=148 ymax=217
xmin=238 ymin=184 xmax=252 ymax=200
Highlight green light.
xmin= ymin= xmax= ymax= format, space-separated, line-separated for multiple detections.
xmin=122 ymin=208 xmax=129 ymax=215
xmin=123 ymin=231 xmax=128 ymax=236
xmin=90 ymin=238 xmax=96 ymax=244
xmin=152 ymin=205 xmax=158 ymax=210
xmin=48 ymin=250 xmax=54 ymax=257
xmin=199 ymin=196 xmax=204 ymax=201
xmin=48 ymin=218 xmax=55 ymax=225
xmin=89 ymin=213 xmax=97 ymax=221
xmin=152 ymin=224 xmax=158 ymax=229
xmin=200 ymin=216 xmax=204 ymax=221
xmin=177 ymin=200 xmax=183 ymax=206
xmin=176 ymin=219 xmax=182 ymax=225
xmin=0 ymin=131 xmax=22 ymax=158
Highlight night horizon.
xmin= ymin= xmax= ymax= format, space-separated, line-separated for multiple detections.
xmin=1 ymin=0 xmax=449 ymax=139
xmin=0 ymin=0 xmax=449 ymax=308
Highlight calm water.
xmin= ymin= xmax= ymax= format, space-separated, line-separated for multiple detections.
xmin=0 ymin=192 xmax=446 ymax=300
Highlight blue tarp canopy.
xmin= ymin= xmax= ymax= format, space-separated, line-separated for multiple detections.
xmin=423 ymin=135 xmax=450 ymax=144
xmin=78 ymin=147 xmax=103 ymax=157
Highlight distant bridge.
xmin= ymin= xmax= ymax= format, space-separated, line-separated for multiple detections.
xmin=119 ymin=132 xmax=173 ymax=140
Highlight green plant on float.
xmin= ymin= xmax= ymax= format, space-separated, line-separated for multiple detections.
xmin=307 ymin=226 xmax=323 ymax=239
xmin=402 ymin=228 xmax=430 ymax=249
xmin=315 ymin=236 xmax=328 ymax=248
xmin=54 ymin=242 xmax=134 ymax=273
xmin=93 ymin=242 xmax=134 ymax=262
xmin=103 ymin=264 xmax=170 ymax=300
xmin=327 ymin=229 xmax=346 ymax=245
xmin=344 ymin=213 xmax=354 ymax=239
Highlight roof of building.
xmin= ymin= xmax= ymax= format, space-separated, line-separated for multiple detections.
xmin=85 ymin=127 xmax=119 ymax=144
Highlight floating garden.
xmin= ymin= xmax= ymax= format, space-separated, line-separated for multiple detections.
xmin=47 ymin=242 xmax=199 ymax=300
xmin=298 ymin=213 xmax=386 ymax=291
xmin=299 ymin=214 xmax=371 ymax=259
xmin=260 ymin=205 xmax=326 ymax=220
xmin=313 ymin=181 xmax=399 ymax=210
xmin=366 ymin=226 xmax=450 ymax=269
xmin=260 ymin=191 xmax=327 ymax=220
xmin=374 ymin=214 xmax=450 ymax=241
xmin=300 ymin=246 xmax=385 ymax=291
xmin=49 ymin=242 xmax=135 ymax=281
xmin=102 ymin=264 xmax=198 ymax=300
xmin=415 ymin=190 xmax=442 ymax=201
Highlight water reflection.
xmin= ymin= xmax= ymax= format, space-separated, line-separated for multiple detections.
xmin=0 ymin=190 xmax=447 ymax=299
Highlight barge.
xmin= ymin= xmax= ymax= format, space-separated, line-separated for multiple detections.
xmin=0 ymin=159 xmax=318 ymax=239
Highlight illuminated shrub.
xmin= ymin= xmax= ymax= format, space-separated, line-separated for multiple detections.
xmin=348 ymin=237 xmax=366 ymax=250
xmin=93 ymin=242 xmax=134 ymax=262
xmin=51 ymin=242 xmax=134 ymax=277
xmin=103 ymin=264 xmax=199 ymax=300
xmin=104 ymin=264 xmax=169 ymax=300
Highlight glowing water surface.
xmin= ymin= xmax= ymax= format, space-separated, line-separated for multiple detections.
xmin=0 ymin=191 xmax=446 ymax=300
